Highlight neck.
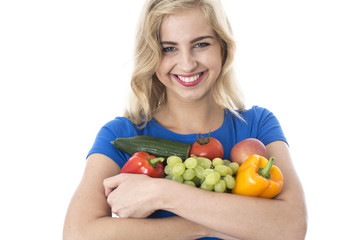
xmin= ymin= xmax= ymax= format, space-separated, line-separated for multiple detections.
xmin=154 ymin=94 xmax=224 ymax=135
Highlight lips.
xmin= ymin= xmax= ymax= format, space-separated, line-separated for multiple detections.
xmin=170 ymin=70 xmax=208 ymax=87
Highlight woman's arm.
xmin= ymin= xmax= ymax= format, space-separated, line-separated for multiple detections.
xmin=162 ymin=140 xmax=308 ymax=240
xmin=63 ymin=153 xmax=236 ymax=240
xmin=105 ymin=141 xmax=307 ymax=240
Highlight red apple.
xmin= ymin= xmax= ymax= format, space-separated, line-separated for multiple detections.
xmin=230 ymin=138 xmax=269 ymax=164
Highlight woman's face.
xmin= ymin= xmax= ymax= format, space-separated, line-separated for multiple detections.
xmin=156 ymin=8 xmax=222 ymax=103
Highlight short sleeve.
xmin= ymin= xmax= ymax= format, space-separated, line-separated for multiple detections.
xmin=87 ymin=117 xmax=138 ymax=168
xmin=252 ymin=106 xmax=287 ymax=146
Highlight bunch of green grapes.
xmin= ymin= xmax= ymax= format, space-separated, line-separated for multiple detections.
xmin=164 ymin=155 xmax=239 ymax=193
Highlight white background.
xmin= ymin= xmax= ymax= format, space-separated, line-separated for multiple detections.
xmin=1 ymin=0 xmax=359 ymax=239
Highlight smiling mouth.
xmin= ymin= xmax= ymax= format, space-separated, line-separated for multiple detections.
xmin=171 ymin=71 xmax=207 ymax=84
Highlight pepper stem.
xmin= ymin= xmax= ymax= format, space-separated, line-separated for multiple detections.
xmin=148 ymin=157 xmax=164 ymax=168
xmin=258 ymin=157 xmax=275 ymax=179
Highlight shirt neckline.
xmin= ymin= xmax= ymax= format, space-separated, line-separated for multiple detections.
xmin=148 ymin=109 xmax=230 ymax=140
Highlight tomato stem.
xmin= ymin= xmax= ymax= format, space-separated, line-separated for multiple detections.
xmin=196 ymin=132 xmax=211 ymax=145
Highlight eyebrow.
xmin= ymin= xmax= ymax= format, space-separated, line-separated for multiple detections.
xmin=160 ymin=35 xmax=214 ymax=45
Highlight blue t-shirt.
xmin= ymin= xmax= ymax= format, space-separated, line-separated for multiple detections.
xmin=87 ymin=105 xmax=287 ymax=240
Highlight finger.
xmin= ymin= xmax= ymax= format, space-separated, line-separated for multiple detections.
xmin=104 ymin=186 xmax=115 ymax=198
xmin=103 ymin=174 xmax=122 ymax=197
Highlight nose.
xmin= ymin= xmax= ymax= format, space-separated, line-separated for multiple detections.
xmin=178 ymin=50 xmax=197 ymax=73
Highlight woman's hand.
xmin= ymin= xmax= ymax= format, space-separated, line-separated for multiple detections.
xmin=103 ymin=173 xmax=162 ymax=218
xmin=103 ymin=173 xmax=242 ymax=239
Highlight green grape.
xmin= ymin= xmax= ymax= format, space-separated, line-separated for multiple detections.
xmin=172 ymin=175 xmax=184 ymax=183
xmin=164 ymin=165 xmax=173 ymax=175
xmin=194 ymin=165 xmax=205 ymax=179
xmin=184 ymin=157 xmax=197 ymax=169
xmin=172 ymin=162 xmax=185 ymax=176
xmin=205 ymin=172 xmax=221 ymax=185
xmin=197 ymin=157 xmax=212 ymax=169
xmin=223 ymin=159 xmax=231 ymax=166
xmin=212 ymin=157 xmax=224 ymax=167
xmin=184 ymin=180 xmax=196 ymax=187
xmin=167 ymin=156 xmax=182 ymax=167
xmin=200 ymin=181 xmax=214 ymax=191
xmin=226 ymin=166 xmax=233 ymax=176
xmin=192 ymin=176 xmax=201 ymax=186
xmin=214 ymin=180 xmax=226 ymax=193
xmin=224 ymin=175 xmax=236 ymax=189
xmin=214 ymin=164 xmax=230 ymax=176
xmin=165 ymin=175 xmax=172 ymax=180
xmin=228 ymin=162 xmax=239 ymax=174
xmin=203 ymin=168 xmax=214 ymax=178
xmin=183 ymin=168 xmax=196 ymax=181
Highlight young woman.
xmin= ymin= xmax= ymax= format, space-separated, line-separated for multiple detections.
xmin=63 ymin=0 xmax=307 ymax=239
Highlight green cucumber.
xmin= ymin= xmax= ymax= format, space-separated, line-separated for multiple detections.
xmin=111 ymin=135 xmax=191 ymax=159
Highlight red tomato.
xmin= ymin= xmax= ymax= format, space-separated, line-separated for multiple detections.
xmin=190 ymin=134 xmax=224 ymax=160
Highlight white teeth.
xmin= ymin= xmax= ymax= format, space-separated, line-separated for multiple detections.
xmin=177 ymin=74 xmax=201 ymax=82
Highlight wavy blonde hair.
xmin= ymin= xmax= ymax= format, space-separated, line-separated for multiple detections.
xmin=124 ymin=0 xmax=245 ymax=125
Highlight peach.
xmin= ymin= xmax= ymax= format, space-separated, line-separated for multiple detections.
xmin=230 ymin=138 xmax=269 ymax=164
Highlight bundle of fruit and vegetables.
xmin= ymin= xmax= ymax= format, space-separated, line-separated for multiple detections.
xmin=112 ymin=135 xmax=283 ymax=198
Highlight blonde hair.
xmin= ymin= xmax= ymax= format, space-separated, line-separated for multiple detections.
xmin=124 ymin=0 xmax=245 ymax=125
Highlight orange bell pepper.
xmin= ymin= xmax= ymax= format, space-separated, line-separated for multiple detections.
xmin=232 ymin=154 xmax=283 ymax=198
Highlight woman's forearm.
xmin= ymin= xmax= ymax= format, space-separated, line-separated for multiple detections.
xmin=64 ymin=215 xmax=211 ymax=240
xmin=162 ymin=183 xmax=306 ymax=240
xmin=159 ymin=141 xmax=307 ymax=240
xmin=63 ymin=154 xmax=214 ymax=240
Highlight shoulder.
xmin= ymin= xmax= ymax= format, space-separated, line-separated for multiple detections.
xmin=224 ymin=105 xmax=273 ymax=125
xmin=100 ymin=116 xmax=172 ymax=139
xmin=87 ymin=117 xmax=142 ymax=168
xmin=238 ymin=105 xmax=273 ymax=121
xmin=226 ymin=106 xmax=287 ymax=145
xmin=102 ymin=117 xmax=140 ymax=138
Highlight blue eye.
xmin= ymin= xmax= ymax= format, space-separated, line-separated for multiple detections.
xmin=162 ymin=47 xmax=175 ymax=52
xmin=195 ymin=42 xmax=210 ymax=48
